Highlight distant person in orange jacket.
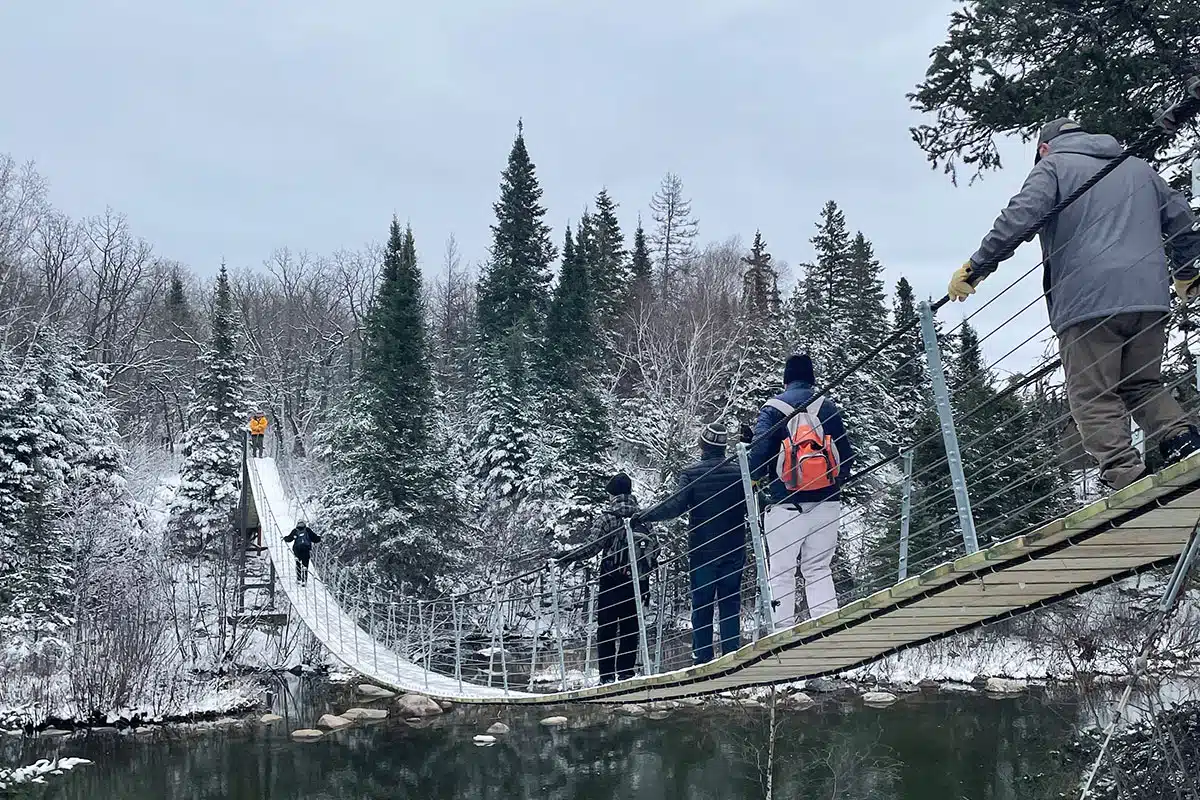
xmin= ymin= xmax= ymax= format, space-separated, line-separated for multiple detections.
xmin=248 ymin=411 xmax=268 ymax=458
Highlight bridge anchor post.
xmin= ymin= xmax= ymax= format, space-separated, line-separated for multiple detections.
xmin=918 ymin=300 xmax=979 ymax=554
xmin=736 ymin=442 xmax=774 ymax=640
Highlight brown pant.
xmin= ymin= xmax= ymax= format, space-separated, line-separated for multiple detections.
xmin=1059 ymin=312 xmax=1191 ymax=489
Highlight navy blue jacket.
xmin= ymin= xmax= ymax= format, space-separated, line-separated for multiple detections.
xmin=638 ymin=449 xmax=747 ymax=567
xmin=749 ymin=381 xmax=854 ymax=505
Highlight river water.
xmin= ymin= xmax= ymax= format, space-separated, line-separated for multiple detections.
xmin=3 ymin=681 xmax=1096 ymax=799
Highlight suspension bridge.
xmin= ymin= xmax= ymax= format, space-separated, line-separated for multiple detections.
xmin=230 ymin=77 xmax=1200 ymax=708
xmin=241 ymin=451 xmax=1200 ymax=704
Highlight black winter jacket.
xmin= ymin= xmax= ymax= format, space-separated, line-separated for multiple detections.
xmin=284 ymin=524 xmax=322 ymax=554
xmin=639 ymin=449 xmax=747 ymax=566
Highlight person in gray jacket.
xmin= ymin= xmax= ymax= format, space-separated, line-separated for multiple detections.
xmin=949 ymin=118 xmax=1200 ymax=490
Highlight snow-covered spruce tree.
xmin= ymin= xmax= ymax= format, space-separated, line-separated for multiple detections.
xmin=319 ymin=221 xmax=464 ymax=587
xmin=538 ymin=222 xmax=614 ymax=542
xmin=889 ymin=276 xmax=927 ymax=453
xmin=790 ymin=203 xmax=896 ymax=501
xmin=587 ymin=188 xmax=629 ymax=347
xmin=729 ymin=231 xmax=788 ymax=422
xmin=471 ymin=124 xmax=556 ymax=507
xmin=168 ymin=264 xmax=249 ymax=552
xmin=475 ymin=123 xmax=556 ymax=346
xmin=0 ymin=338 xmax=124 ymax=637
xmin=629 ymin=216 xmax=653 ymax=308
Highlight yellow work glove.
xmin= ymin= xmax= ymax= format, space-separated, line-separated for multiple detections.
xmin=948 ymin=260 xmax=982 ymax=302
xmin=1174 ymin=275 xmax=1200 ymax=304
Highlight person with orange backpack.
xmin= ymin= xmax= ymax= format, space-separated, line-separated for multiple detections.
xmin=749 ymin=353 xmax=854 ymax=629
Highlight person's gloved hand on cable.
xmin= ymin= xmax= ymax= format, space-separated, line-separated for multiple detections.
xmin=948 ymin=259 xmax=986 ymax=302
xmin=1173 ymin=265 xmax=1200 ymax=304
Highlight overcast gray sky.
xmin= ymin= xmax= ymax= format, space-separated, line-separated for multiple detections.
xmin=1 ymin=0 xmax=1053 ymax=374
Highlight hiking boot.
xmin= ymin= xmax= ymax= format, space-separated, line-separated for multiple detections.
xmin=1101 ymin=466 xmax=1149 ymax=492
xmin=1160 ymin=426 xmax=1200 ymax=467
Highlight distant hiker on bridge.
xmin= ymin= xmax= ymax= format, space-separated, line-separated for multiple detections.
xmin=636 ymin=422 xmax=747 ymax=664
xmin=248 ymin=411 xmax=268 ymax=458
xmin=950 ymin=118 xmax=1200 ymax=490
xmin=284 ymin=518 xmax=321 ymax=586
xmin=558 ymin=472 xmax=657 ymax=684
xmin=750 ymin=353 xmax=853 ymax=629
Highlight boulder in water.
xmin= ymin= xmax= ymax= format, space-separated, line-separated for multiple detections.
xmin=291 ymin=729 xmax=323 ymax=741
xmin=540 ymin=715 xmax=569 ymax=727
xmin=862 ymin=691 xmax=898 ymax=707
xmin=473 ymin=734 xmax=496 ymax=746
xmin=341 ymin=707 xmax=388 ymax=721
xmin=618 ymin=704 xmax=646 ymax=716
xmin=396 ymin=694 xmax=444 ymax=718
xmin=357 ymin=684 xmax=396 ymax=700
xmin=317 ymin=714 xmax=353 ymax=730
xmin=985 ymin=677 xmax=1028 ymax=695
xmin=788 ymin=692 xmax=815 ymax=709
xmin=487 ymin=722 xmax=510 ymax=735
xmin=260 ymin=714 xmax=283 ymax=724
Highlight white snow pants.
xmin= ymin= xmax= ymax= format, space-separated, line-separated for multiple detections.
xmin=764 ymin=501 xmax=841 ymax=628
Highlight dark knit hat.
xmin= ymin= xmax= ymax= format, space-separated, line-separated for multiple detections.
xmin=783 ymin=353 xmax=815 ymax=386
xmin=606 ymin=472 xmax=632 ymax=496
xmin=700 ymin=422 xmax=727 ymax=449
xmin=1034 ymin=118 xmax=1083 ymax=163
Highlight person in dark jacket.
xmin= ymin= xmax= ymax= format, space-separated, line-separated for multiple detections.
xmin=950 ymin=119 xmax=1200 ymax=489
xmin=749 ymin=353 xmax=854 ymax=629
xmin=283 ymin=518 xmax=322 ymax=586
xmin=637 ymin=422 xmax=747 ymax=664
xmin=559 ymin=473 xmax=656 ymax=684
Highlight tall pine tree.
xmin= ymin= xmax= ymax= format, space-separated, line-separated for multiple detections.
xmin=472 ymin=124 xmax=556 ymax=505
xmin=476 ymin=124 xmax=556 ymax=345
xmin=320 ymin=221 xmax=466 ymax=587
xmin=630 ymin=216 xmax=653 ymax=306
xmin=169 ymin=264 xmax=249 ymax=551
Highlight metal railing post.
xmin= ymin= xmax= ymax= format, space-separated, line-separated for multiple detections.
xmin=528 ymin=575 xmax=542 ymax=691
xmin=453 ymin=598 xmax=463 ymax=693
xmin=918 ymin=300 xmax=979 ymax=554
xmin=551 ymin=565 xmax=567 ymax=690
xmin=498 ymin=584 xmax=510 ymax=696
xmin=736 ymin=442 xmax=774 ymax=638
xmin=898 ymin=449 xmax=914 ymax=582
xmin=623 ymin=519 xmax=653 ymax=675
xmin=653 ymin=562 xmax=666 ymax=672
xmin=584 ymin=568 xmax=597 ymax=686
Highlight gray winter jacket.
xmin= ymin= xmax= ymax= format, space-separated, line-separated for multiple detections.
xmin=969 ymin=131 xmax=1200 ymax=334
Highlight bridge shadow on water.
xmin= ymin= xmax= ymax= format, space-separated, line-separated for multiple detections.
xmin=7 ymin=682 xmax=1089 ymax=800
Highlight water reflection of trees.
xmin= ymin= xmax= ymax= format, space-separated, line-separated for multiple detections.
xmin=29 ymin=691 xmax=1095 ymax=800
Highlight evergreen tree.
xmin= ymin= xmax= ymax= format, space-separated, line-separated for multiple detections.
xmin=742 ymin=230 xmax=780 ymax=315
xmin=321 ymin=221 xmax=466 ymax=587
xmin=0 ymin=340 xmax=123 ymax=633
xmin=539 ymin=221 xmax=613 ymax=532
xmin=476 ymin=124 xmax=556 ymax=344
xmin=363 ymin=220 xmax=430 ymax=454
xmin=890 ymin=277 xmax=927 ymax=453
xmin=649 ymin=172 xmax=698 ymax=300
xmin=169 ymin=265 xmax=249 ymax=551
xmin=730 ymin=231 xmax=787 ymax=420
xmin=588 ymin=189 xmax=628 ymax=339
xmin=629 ymin=217 xmax=653 ymax=305
xmin=910 ymin=0 xmax=1200 ymax=183
xmin=791 ymin=203 xmax=896 ymax=494
xmin=471 ymin=124 xmax=557 ymax=508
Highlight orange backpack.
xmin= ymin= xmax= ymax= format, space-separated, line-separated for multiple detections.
xmin=764 ymin=396 xmax=840 ymax=492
